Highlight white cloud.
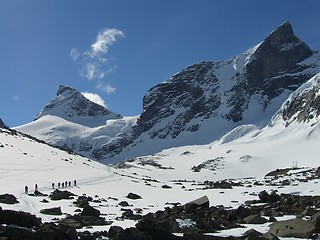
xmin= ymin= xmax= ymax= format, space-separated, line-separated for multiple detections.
xmin=91 ymin=29 xmax=124 ymax=56
xmin=97 ymin=82 xmax=116 ymax=93
xmin=13 ymin=96 xmax=20 ymax=101
xmin=80 ymin=62 xmax=105 ymax=81
xmin=81 ymin=92 xmax=106 ymax=107
xmin=70 ymin=28 xmax=124 ymax=82
xmin=70 ymin=48 xmax=80 ymax=61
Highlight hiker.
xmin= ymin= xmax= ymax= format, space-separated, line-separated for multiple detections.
xmin=25 ymin=185 xmax=28 ymax=194
xmin=62 ymin=182 xmax=64 ymax=188
xmin=69 ymin=181 xmax=71 ymax=187
xmin=74 ymin=180 xmax=77 ymax=187
xmin=52 ymin=183 xmax=55 ymax=189
xmin=58 ymin=182 xmax=61 ymax=188
xmin=35 ymin=184 xmax=38 ymax=191
xmin=65 ymin=181 xmax=68 ymax=187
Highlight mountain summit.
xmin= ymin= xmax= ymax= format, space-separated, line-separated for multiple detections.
xmin=35 ymin=85 xmax=122 ymax=127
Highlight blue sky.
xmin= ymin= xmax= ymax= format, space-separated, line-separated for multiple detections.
xmin=1 ymin=0 xmax=319 ymax=127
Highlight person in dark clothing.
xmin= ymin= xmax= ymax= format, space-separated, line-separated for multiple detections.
xmin=25 ymin=185 xmax=28 ymax=194
xmin=74 ymin=180 xmax=77 ymax=187
xmin=52 ymin=183 xmax=55 ymax=189
xmin=58 ymin=182 xmax=61 ymax=188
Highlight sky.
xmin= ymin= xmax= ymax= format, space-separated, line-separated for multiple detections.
xmin=0 ymin=0 xmax=319 ymax=127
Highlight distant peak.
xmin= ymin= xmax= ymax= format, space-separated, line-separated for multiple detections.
xmin=57 ymin=85 xmax=77 ymax=96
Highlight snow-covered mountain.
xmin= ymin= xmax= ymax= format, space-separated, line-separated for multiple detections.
xmin=15 ymin=86 xmax=138 ymax=157
xmin=92 ymin=21 xmax=320 ymax=162
xmin=16 ymin=22 xmax=320 ymax=163
xmin=36 ymin=85 xmax=122 ymax=128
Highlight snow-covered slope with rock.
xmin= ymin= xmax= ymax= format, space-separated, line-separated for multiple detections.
xmin=15 ymin=22 xmax=320 ymax=164
xmin=3 ymin=75 xmax=320 ymax=237
xmin=93 ymin=22 xmax=320 ymax=162
xmin=15 ymin=86 xmax=138 ymax=157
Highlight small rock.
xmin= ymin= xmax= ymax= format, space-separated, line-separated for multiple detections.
xmin=127 ymin=192 xmax=142 ymax=200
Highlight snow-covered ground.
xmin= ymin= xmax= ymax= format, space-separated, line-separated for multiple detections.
xmin=1 ymin=108 xmax=320 ymax=239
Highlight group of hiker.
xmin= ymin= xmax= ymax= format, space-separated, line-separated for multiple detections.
xmin=24 ymin=180 xmax=77 ymax=194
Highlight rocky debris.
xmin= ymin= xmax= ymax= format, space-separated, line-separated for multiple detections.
xmin=40 ymin=207 xmax=62 ymax=215
xmin=126 ymin=192 xmax=142 ymax=200
xmin=50 ymin=189 xmax=77 ymax=200
xmin=0 ymin=193 xmax=19 ymax=204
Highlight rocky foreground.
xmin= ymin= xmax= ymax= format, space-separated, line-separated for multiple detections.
xmin=1 ymin=187 xmax=320 ymax=240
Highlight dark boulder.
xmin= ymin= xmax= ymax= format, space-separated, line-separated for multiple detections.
xmin=0 ymin=209 xmax=41 ymax=228
xmin=0 ymin=194 xmax=19 ymax=204
xmin=40 ymin=207 xmax=62 ymax=215
xmin=269 ymin=218 xmax=316 ymax=238
xmin=81 ymin=205 xmax=100 ymax=218
xmin=127 ymin=192 xmax=142 ymax=200
xmin=50 ymin=189 xmax=76 ymax=200
xmin=0 ymin=225 xmax=36 ymax=240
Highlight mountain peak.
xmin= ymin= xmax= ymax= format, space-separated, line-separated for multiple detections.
xmin=265 ymin=21 xmax=294 ymax=44
xmin=35 ymin=85 xmax=122 ymax=127
xmin=57 ymin=85 xmax=76 ymax=96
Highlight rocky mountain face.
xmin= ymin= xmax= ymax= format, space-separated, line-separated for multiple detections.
xmin=92 ymin=22 xmax=320 ymax=162
xmin=270 ymin=72 xmax=320 ymax=127
xmin=36 ymin=85 xmax=122 ymax=127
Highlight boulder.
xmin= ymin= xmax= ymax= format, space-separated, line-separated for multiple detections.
xmin=0 ymin=209 xmax=41 ymax=228
xmin=0 ymin=225 xmax=36 ymax=240
xmin=81 ymin=205 xmax=100 ymax=218
xmin=35 ymin=223 xmax=66 ymax=240
xmin=127 ymin=192 xmax=142 ymax=200
xmin=243 ymin=214 xmax=268 ymax=224
xmin=269 ymin=219 xmax=316 ymax=238
xmin=185 ymin=196 xmax=209 ymax=209
xmin=40 ymin=207 xmax=62 ymax=215
xmin=50 ymin=189 xmax=76 ymax=200
xmin=0 ymin=194 xmax=19 ymax=204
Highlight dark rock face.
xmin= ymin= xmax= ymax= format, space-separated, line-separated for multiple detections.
xmin=246 ymin=22 xmax=313 ymax=97
xmin=0 ymin=118 xmax=6 ymax=128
